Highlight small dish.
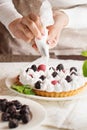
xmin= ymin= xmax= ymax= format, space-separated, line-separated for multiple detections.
xmin=0 ymin=95 xmax=46 ymax=130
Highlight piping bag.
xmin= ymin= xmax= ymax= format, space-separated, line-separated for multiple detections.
xmin=35 ymin=0 xmax=54 ymax=58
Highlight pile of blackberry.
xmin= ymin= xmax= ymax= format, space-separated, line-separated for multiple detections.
xmin=0 ymin=98 xmax=31 ymax=129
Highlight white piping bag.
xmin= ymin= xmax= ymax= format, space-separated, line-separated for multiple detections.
xmin=35 ymin=0 xmax=54 ymax=58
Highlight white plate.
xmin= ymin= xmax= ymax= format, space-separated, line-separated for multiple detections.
xmin=0 ymin=95 xmax=46 ymax=130
xmin=5 ymin=77 xmax=87 ymax=101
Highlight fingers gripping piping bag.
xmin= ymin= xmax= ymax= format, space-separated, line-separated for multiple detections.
xmin=35 ymin=0 xmax=54 ymax=58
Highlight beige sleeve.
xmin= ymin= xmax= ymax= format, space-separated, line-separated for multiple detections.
xmin=62 ymin=5 xmax=87 ymax=28
xmin=0 ymin=0 xmax=22 ymax=32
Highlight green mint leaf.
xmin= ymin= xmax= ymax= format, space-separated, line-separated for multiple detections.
xmin=24 ymin=88 xmax=35 ymax=95
xmin=11 ymin=84 xmax=35 ymax=95
xmin=11 ymin=85 xmax=25 ymax=93
xmin=82 ymin=60 xmax=87 ymax=77
xmin=81 ymin=51 xmax=87 ymax=57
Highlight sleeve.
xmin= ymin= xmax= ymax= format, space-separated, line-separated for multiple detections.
xmin=62 ymin=5 xmax=87 ymax=28
xmin=0 ymin=0 xmax=22 ymax=30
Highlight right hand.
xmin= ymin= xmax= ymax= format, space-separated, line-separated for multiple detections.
xmin=47 ymin=11 xmax=69 ymax=48
xmin=9 ymin=13 xmax=45 ymax=45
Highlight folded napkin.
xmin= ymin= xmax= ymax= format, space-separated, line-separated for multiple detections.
xmin=35 ymin=0 xmax=54 ymax=58
xmin=42 ymin=101 xmax=76 ymax=129
xmin=42 ymin=99 xmax=87 ymax=130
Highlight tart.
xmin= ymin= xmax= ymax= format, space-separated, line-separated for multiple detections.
xmin=14 ymin=63 xmax=87 ymax=97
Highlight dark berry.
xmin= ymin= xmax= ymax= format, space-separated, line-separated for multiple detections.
xmin=20 ymin=105 xmax=30 ymax=115
xmin=52 ymin=71 xmax=58 ymax=77
xmin=9 ymin=119 xmax=19 ymax=129
xmin=0 ymin=99 xmax=3 ymax=111
xmin=12 ymin=100 xmax=22 ymax=110
xmin=1 ymin=112 xmax=10 ymax=121
xmin=0 ymin=99 xmax=8 ymax=112
xmin=6 ymin=101 xmax=14 ymax=108
xmin=21 ymin=113 xmax=30 ymax=124
xmin=6 ymin=105 xmax=16 ymax=114
xmin=12 ymin=112 xmax=21 ymax=121
xmin=35 ymin=81 xmax=41 ymax=89
xmin=26 ymin=68 xmax=29 ymax=72
xmin=49 ymin=67 xmax=55 ymax=71
xmin=56 ymin=64 xmax=64 ymax=71
xmin=0 ymin=98 xmax=31 ymax=129
xmin=70 ymin=72 xmax=78 ymax=76
xmin=70 ymin=67 xmax=77 ymax=72
xmin=39 ymin=75 xmax=46 ymax=81
xmin=31 ymin=64 xmax=37 ymax=72
xmin=65 ymin=75 xmax=72 ymax=82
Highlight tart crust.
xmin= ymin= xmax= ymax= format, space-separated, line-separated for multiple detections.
xmin=33 ymin=83 xmax=87 ymax=97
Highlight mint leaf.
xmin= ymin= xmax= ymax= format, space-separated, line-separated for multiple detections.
xmin=82 ymin=60 xmax=87 ymax=77
xmin=81 ymin=51 xmax=87 ymax=57
xmin=11 ymin=85 xmax=25 ymax=93
xmin=24 ymin=88 xmax=35 ymax=95
xmin=11 ymin=84 xmax=35 ymax=95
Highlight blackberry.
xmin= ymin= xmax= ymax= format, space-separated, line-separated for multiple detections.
xmin=49 ymin=67 xmax=55 ymax=71
xmin=21 ymin=113 xmax=30 ymax=124
xmin=20 ymin=105 xmax=30 ymax=115
xmin=1 ymin=112 xmax=10 ymax=121
xmin=0 ymin=99 xmax=3 ymax=110
xmin=31 ymin=64 xmax=37 ymax=72
xmin=12 ymin=112 xmax=21 ymax=121
xmin=26 ymin=68 xmax=29 ymax=72
xmin=52 ymin=71 xmax=58 ymax=77
xmin=65 ymin=75 xmax=72 ymax=82
xmin=39 ymin=75 xmax=46 ymax=81
xmin=35 ymin=81 xmax=41 ymax=89
xmin=70 ymin=67 xmax=77 ymax=72
xmin=9 ymin=119 xmax=19 ymax=129
xmin=0 ymin=98 xmax=31 ymax=129
xmin=6 ymin=101 xmax=14 ymax=108
xmin=12 ymin=100 xmax=22 ymax=110
xmin=56 ymin=64 xmax=64 ymax=71
xmin=70 ymin=72 xmax=78 ymax=76
xmin=6 ymin=105 xmax=16 ymax=115
xmin=0 ymin=99 xmax=8 ymax=112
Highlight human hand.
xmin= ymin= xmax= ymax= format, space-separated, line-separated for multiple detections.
xmin=47 ymin=11 xmax=69 ymax=48
xmin=9 ymin=13 xmax=45 ymax=48
xmin=9 ymin=11 xmax=68 ymax=51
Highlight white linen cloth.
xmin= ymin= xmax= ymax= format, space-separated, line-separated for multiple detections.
xmin=41 ymin=99 xmax=87 ymax=130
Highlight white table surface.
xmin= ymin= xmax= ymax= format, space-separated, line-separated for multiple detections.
xmin=0 ymin=60 xmax=87 ymax=130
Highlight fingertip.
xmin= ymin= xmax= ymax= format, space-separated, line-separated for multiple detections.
xmin=32 ymin=43 xmax=38 ymax=51
xmin=41 ymin=29 xmax=45 ymax=35
xmin=47 ymin=40 xmax=52 ymax=45
xmin=37 ymin=36 xmax=42 ymax=40
xmin=47 ymin=39 xmax=58 ymax=48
